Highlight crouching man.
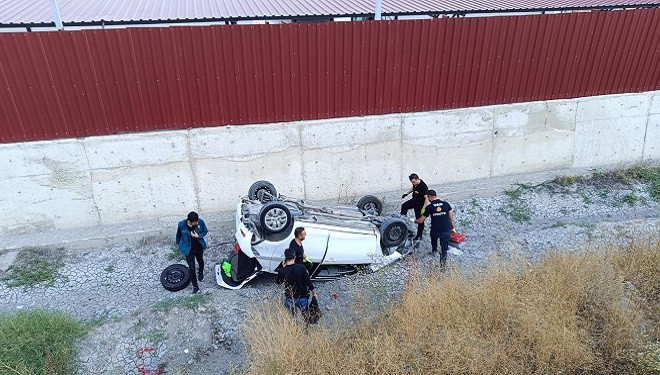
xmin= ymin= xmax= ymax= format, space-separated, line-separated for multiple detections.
xmin=276 ymin=248 xmax=318 ymax=314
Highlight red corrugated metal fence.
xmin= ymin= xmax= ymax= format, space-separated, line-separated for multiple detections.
xmin=1 ymin=9 xmax=660 ymax=143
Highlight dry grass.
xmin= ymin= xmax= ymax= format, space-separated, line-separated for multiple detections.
xmin=243 ymin=238 xmax=659 ymax=375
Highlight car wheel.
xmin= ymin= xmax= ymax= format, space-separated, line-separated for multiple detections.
xmin=380 ymin=217 xmax=408 ymax=247
xmin=248 ymin=180 xmax=277 ymax=202
xmin=356 ymin=195 xmax=383 ymax=215
xmin=259 ymin=202 xmax=293 ymax=235
xmin=160 ymin=264 xmax=191 ymax=292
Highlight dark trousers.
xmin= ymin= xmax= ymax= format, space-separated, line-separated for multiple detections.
xmin=401 ymin=199 xmax=424 ymax=238
xmin=185 ymin=247 xmax=204 ymax=289
xmin=430 ymin=232 xmax=451 ymax=265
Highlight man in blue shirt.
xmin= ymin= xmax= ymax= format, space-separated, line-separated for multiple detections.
xmin=416 ymin=190 xmax=455 ymax=266
xmin=175 ymin=211 xmax=208 ymax=294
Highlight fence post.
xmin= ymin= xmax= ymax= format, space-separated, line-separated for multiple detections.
xmin=375 ymin=0 xmax=382 ymax=20
xmin=49 ymin=0 xmax=64 ymax=29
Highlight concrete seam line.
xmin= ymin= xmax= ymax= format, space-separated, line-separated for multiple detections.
xmin=489 ymin=108 xmax=495 ymax=178
xmin=640 ymin=92 xmax=652 ymax=161
xmin=399 ymin=113 xmax=404 ymax=190
xmin=81 ymin=138 xmax=102 ymax=224
xmin=299 ymin=123 xmax=307 ymax=200
xmin=570 ymin=98 xmax=579 ymax=168
xmin=186 ymin=130 xmax=202 ymax=212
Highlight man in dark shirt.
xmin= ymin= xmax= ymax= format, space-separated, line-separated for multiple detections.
xmin=288 ymin=227 xmax=307 ymax=265
xmin=401 ymin=173 xmax=428 ymax=240
xmin=175 ymin=211 xmax=209 ymax=294
xmin=276 ymin=248 xmax=317 ymax=314
xmin=416 ymin=190 xmax=455 ymax=266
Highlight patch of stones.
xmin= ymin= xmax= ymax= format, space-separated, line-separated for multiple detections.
xmin=0 ymin=178 xmax=658 ymax=374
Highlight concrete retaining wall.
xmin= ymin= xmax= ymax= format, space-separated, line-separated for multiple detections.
xmin=1 ymin=91 xmax=658 ymax=236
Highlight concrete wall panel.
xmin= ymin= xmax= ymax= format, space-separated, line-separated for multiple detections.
xmin=492 ymin=100 xmax=576 ymax=175
xmin=0 ymin=140 xmax=88 ymax=179
xmin=194 ymin=150 xmax=305 ymax=211
xmin=302 ymin=142 xmax=402 ymax=200
xmin=90 ymin=163 xmax=197 ymax=224
xmin=573 ymin=117 xmax=647 ymax=167
xmin=402 ymin=142 xmax=492 ymax=186
xmin=643 ymin=114 xmax=660 ymax=160
xmin=189 ymin=123 xmax=300 ymax=159
xmin=493 ymin=130 xmax=574 ymax=175
xmin=0 ymin=90 xmax=658 ymax=237
xmin=84 ymin=131 xmax=189 ymax=170
xmin=576 ymin=93 xmax=651 ymax=121
xmin=402 ymin=107 xmax=494 ymax=145
xmin=301 ymin=115 xmax=401 ymax=149
xmin=0 ymin=175 xmax=99 ymax=234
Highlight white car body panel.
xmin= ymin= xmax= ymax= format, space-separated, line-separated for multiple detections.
xmin=216 ymin=191 xmax=415 ymax=290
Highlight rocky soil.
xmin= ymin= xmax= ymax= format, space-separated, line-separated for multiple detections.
xmin=0 ymin=174 xmax=658 ymax=374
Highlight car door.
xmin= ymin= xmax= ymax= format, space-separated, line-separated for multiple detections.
xmin=299 ymin=223 xmax=330 ymax=264
xmin=324 ymin=228 xmax=380 ymax=265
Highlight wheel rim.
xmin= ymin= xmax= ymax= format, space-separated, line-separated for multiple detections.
xmin=264 ymin=208 xmax=288 ymax=231
xmin=256 ymin=187 xmax=273 ymax=200
xmin=166 ymin=269 xmax=185 ymax=284
xmin=363 ymin=202 xmax=377 ymax=212
xmin=386 ymin=225 xmax=404 ymax=242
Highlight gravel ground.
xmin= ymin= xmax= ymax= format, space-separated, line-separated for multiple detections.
xmin=0 ymin=176 xmax=658 ymax=374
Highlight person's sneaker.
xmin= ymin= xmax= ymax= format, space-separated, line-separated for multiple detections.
xmin=192 ymin=287 xmax=200 ymax=294
xmin=198 ymin=272 xmax=204 ymax=282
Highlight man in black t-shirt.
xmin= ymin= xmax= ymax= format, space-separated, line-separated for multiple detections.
xmin=416 ymin=190 xmax=455 ymax=266
xmin=288 ymin=227 xmax=307 ymax=265
xmin=277 ymin=248 xmax=318 ymax=315
xmin=401 ymin=173 xmax=428 ymax=240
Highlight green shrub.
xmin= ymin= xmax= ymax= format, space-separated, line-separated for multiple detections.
xmin=0 ymin=310 xmax=88 ymax=374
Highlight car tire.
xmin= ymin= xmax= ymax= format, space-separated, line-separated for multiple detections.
xmin=160 ymin=264 xmax=191 ymax=292
xmin=248 ymin=180 xmax=277 ymax=202
xmin=356 ymin=195 xmax=383 ymax=215
xmin=259 ymin=202 xmax=293 ymax=235
xmin=380 ymin=217 xmax=409 ymax=247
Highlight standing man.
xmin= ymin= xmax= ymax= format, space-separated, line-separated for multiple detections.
xmin=288 ymin=227 xmax=313 ymax=271
xmin=175 ymin=211 xmax=208 ymax=294
xmin=416 ymin=190 xmax=455 ymax=267
xmin=401 ymin=173 xmax=428 ymax=240
xmin=277 ymin=248 xmax=318 ymax=314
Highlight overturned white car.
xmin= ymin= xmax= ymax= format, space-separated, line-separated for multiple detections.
xmin=215 ymin=181 xmax=416 ymax=289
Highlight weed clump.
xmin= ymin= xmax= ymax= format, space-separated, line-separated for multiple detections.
xmin=243 ymin=239 xmax=660 ymax=375
xmin=0 ymin=310 xmax=88 ymax=374
xmin=2 ymin=247 xmax=66 ymax=288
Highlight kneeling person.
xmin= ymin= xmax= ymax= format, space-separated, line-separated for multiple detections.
xmin=276 ymin=248 xmax=318 ymax=314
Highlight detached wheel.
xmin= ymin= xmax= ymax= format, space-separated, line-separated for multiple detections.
xmin=248 ymin=180 xmax=277 ymax=202
xmin=380 ymin=217 xmax=408 ymax=247
xmin=356 ymin=195 xmax=383 ymax=215
xmin=160 ymin=264 xmax=191 ymax=292
xmin=259 ymin=202 xmax=293 ymax=235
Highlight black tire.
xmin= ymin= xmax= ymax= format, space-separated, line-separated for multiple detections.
xmin=356 ymin=195 xmax=383 ymax=215
xmin=380 ymin=217 xmax=409 ymax=247
xmin=160 ymin=264 xmax=191 ymax=292
xmin=259 ymin=202 xmax=293 ymax=235
xmin=248 ymin=180 xmax=277 ymax=202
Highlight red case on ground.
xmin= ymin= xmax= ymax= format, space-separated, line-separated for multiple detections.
xmin=449 ymin=232 xmax=466 ymax=244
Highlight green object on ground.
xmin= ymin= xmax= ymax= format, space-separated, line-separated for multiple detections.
xmin=221 ymin=259 xmax=232 ymax=277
